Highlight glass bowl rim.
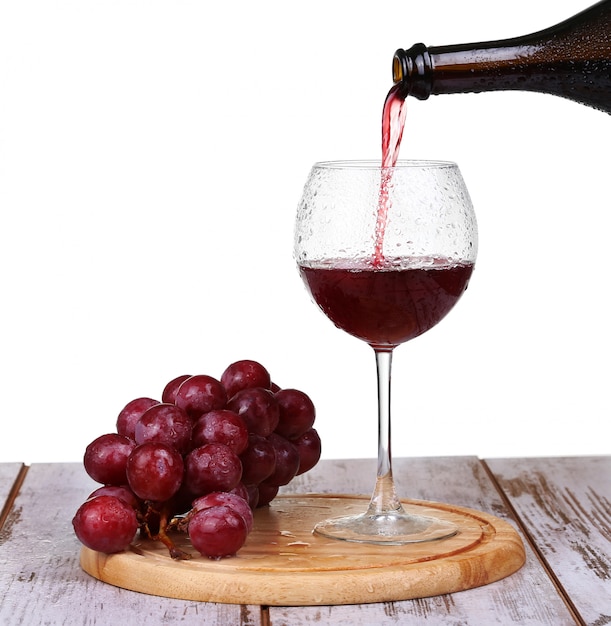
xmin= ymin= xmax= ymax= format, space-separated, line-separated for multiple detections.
xmin=312 ymin=159 xmax=458 ymax=170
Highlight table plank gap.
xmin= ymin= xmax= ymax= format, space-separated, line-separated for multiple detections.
xmin=0 ymin=463 xmax=29 ymax=533
xmin=481 ymin=459 xmax=585 ymax=626
xmin=261 ymin=606 xmax=271 ymax=626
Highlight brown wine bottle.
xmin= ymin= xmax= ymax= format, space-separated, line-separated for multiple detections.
xmin=393 ymin=0 xmax=611 ymax=113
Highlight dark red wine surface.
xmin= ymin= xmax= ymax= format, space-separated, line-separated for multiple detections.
xmin=299 ymin=258 xmax=473 ymax=348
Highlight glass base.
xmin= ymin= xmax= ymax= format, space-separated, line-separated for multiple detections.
xmin=313 ymin=511 xmax=459 ymax=545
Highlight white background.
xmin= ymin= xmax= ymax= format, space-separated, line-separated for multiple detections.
xmin=1 ymin=0 xmax=608 ymax=465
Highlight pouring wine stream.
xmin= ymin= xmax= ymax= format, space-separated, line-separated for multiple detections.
xmin=374 ymin=84 xmax=408 ymax=268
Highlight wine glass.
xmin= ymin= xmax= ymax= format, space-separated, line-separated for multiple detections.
xmin=294 ymin=160 xmax=477 ymax=544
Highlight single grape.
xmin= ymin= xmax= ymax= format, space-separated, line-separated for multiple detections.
xmin=264 ymin=433 xmax=300 ymax=487
xmin=221 ymin=359 xmax=271 ymax=398
xmin=126 ymin=442 xmax=184 ymax=502
xmin=274 ymin=388 xmax=316 ymax=440
xmin=184 ymin=443 xmax=243 ymax=497
xmin=192 ymin=491 xmax=253 ymax=532
xmin=188 ymin=505 xmax=248 ymax=559
xmin=72 ymin=495 xmax=139 ymax=553
xmin=256 ymin=482 xmax=279 ymax=508
xmin=116 ymin=397 xmax=160 ymax=440
xmin=226 ymin=387 xmax=279 ymax=437
xmin=227 ymin=481 xmax=250 ymax=503
xmin=84 ymin=433 xmax=136 ymax=486
xmin=161 ymin=374 xmax=191 ymax=404
xmin=175 ymin=375 xmax=227 ymax=419
xmin=239 ymin=434 xmax=276 ymax=485
xmin=87 ymin=485 xmax=141 ymax=510
xmin=292 ymin=428 xmax=322 ymax=475
xmin=191 ymin=409 xmax=248 ymax=455
xmin=134 ymin=403 xmax=192 ymax=454
xmin=244 ymin=484 xmax=260 ymax=509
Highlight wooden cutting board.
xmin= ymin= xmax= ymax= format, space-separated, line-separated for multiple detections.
xmin=80 ymin=494 xmax=526 ymax=606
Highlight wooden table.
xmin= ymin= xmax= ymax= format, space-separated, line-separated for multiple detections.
xmin=1 ymin=456 xmax=608 ymax=625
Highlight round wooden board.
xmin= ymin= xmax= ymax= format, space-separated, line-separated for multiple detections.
xmin=80 ymin=494 xmax=526 ymax=606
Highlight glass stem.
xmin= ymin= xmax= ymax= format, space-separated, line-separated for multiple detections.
xmin=367 ymin=347 xmax=405 ymax=517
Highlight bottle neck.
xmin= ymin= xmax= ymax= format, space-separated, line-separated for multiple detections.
xmin=394 ymin=40 xmax=557 ymax=98
xmin=393 ymin=0 xmax=611 ymax=103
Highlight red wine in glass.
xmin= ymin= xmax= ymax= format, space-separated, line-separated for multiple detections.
xmin=299 ymin=257 xmax=474 ymax=350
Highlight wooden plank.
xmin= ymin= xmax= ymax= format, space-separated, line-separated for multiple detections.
xmin=271 ymin=457 xmax=578 ymax=625
xmin=0 ymin=463 xmax=261 ymax=626
xmin=0 ymin=463 xmax=25 ymax=531
xmin=486 ymin=455 xmax=611 ymax=626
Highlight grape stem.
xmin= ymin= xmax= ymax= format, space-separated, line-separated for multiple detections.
xmin=367 ymin=347 xmax=406 ymax=517
xmin=167 ymin=512 xmax=191 ymax=534
xmin=143 ymin=503 xmax=192 ymax=560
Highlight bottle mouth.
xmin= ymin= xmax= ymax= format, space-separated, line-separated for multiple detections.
xmin=393 ymin=50 xmax=406 ymax=83
xmin=391 ymin=44 xmax=432 ymax=100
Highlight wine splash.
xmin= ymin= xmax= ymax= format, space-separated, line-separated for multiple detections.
xmin=374 ymin=83 xmax=408 ymax=266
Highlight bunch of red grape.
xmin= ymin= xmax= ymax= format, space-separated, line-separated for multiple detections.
xmin=72 ymin=359 xmax=321 ymax=560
